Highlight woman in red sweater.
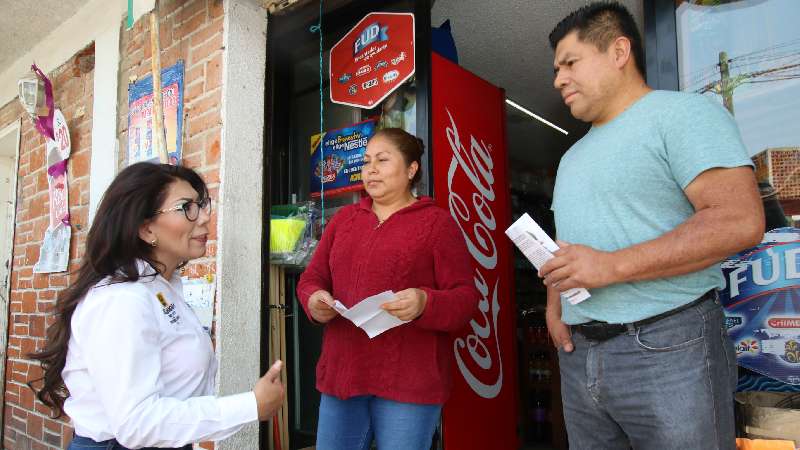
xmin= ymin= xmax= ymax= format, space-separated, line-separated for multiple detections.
xmin=297 ymin=128 xmax=479 ymax=450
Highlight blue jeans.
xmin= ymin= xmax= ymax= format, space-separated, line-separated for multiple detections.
xmin=316 ymin=394 xmax=442 ymax=450
xmin=68 ymin=435 xmax=192 ymax=450
xmin=559 ymin=295 xmax=737 ymax=450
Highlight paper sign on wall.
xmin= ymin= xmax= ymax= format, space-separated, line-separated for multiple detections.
xmin=34 ymin=108 xmax=72 ymax=273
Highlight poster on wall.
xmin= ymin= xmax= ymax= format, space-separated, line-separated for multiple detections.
xmin=719 ymin=227 xmax=800 ymax=386
xmin=127 ymin=60 xmax=184 ymax=165
xmin=34 ymin=109 xmax=71 ymax=273
xmin=329 ymin=12 xmax=415 ymax=109
xmin=309 ymin=118 xmax=376 ymax=198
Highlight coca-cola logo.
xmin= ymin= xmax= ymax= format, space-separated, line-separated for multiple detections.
xmin=445 ymin=108 xmax=504 ymax=399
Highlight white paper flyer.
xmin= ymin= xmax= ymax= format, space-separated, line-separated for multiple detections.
xmin=331 ymin=290 xmax=409 ymax=338
xmin=505 ymin=213 xmax=591 ymax=305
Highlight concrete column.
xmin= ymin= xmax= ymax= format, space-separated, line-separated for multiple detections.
xmin=217 ymin=0 xmax=268 ymax=448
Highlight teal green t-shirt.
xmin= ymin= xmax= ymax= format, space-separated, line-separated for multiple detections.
xmin=552 ymin=90 xmax=753 ymax=325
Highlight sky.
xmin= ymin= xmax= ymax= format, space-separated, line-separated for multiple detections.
xmin=677 ymin=0 xmax=800 ymax=156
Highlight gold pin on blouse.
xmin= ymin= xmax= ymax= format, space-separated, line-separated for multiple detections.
xmin=156 ymin=292 xmax=169 ymax=308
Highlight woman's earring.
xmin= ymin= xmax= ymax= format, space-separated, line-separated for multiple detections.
xmin=150 ymin=238 xmax=158 ymax=247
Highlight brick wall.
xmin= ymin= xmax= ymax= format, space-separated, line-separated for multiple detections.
xmin=1 ymin=44 xmax=95 ymax=449
xmin=117 ymin=0 xmax=224 ymax=281
xmin=767 ymin=148 xmax=800 ymax=200
xmin=2 ymin=0 xmax=228 ymax=448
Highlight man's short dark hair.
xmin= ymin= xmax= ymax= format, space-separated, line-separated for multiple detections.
xmin=549 ymin=2 xmax=645 ymax=78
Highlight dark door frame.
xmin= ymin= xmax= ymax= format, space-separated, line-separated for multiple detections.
xmin=262 ymin=1 xmax=432 ymax=447
xmin=643 ymin=0 xmax=680 ymax=91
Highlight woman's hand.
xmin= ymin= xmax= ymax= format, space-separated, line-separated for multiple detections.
xmin=254 ymin=360 xmax=285 ymax=421
xmin=308 ymin=290 xmax=338 ymax=324
xmin=381 ymin=288 xmax=428 ymax=321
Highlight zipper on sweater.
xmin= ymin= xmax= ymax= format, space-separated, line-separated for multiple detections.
xmin=353 ymin=214 xmax=383 ymax=292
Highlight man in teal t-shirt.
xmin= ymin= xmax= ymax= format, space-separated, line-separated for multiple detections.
xmin=539 ymin=3 xmax=764 ymax=449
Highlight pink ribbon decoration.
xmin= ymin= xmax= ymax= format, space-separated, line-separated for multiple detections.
xmin=31 ymin=64 xmax=55 ymax=140
xmin=47 ymin=159 xmax=68 ymax=177
xmin=47 ymin=159 xmax=70 ymax=226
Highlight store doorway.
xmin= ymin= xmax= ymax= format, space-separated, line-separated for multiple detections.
xmin=0 ymin=119 xmax=21 ymax=429
xmin=265 ymin=1 xmax=429 ymax=448
xmin=265 ymin=1 xmax=645 ymax=449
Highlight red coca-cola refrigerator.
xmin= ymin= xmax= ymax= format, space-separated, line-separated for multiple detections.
xmin=430 ymin=52 xmax=519 ymax=450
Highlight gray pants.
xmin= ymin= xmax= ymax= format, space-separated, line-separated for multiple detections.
xmin=559 ymin=296 xmax=738 ymax=450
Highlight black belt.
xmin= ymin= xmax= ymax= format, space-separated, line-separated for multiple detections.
xmin=571 ymin=291 xmax=715 ymax=342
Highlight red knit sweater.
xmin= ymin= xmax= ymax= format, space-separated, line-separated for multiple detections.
xmin=297 ymin=196 xmax=479 ymax=404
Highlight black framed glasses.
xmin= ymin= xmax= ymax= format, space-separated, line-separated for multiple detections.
xmin=155 ymin=197 xmax=213 ymax=222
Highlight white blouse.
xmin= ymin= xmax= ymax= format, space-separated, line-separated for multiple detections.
xmin=62 ymin=261 xmax=256 ymax=448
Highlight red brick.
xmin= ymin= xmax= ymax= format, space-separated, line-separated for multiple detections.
xmin=43 ymin=429 xmax=62 ymax=447
xmin=205 ymin=53 xmax=222 ymax=91
xmin=176 ymin=9 xmax=207 ymax=41
xmin=29 ymin=315 xmax=45 ymax=338
xmin=62 ymin=425 xmax=74 ymax=448
xmin=7 ymin=415 xmax=26 ymax=432
xmin=188 ymin=109 xmax=220 ymax=137
xmin=21 ymin=291 xmax=36 ymax=313
xmin=190 ymin=32 xmax=222 ymax=66
xmin=161 ymin=0 xmax=184 ymax=18
xmin=210 ymin=0 xmax=223 ymax=19
xmin=191 ymin=88 xmax=221 ymax=113
xmin=43 ymin=419 xmax=60 ymax=432
xmin=27 ymin=414 xmax=43 ymax=440
xmin=177 ymin=0 xmax=206 ymax=24
xmin=29 ymin=146 xmax=45 ymax=170
xmin=182 ymin=152 xmax=202 ymax=168
xmin=19 ymin=385 xmax=35 ymax=410
xmin=207 ymin=213 xmax=218 ymax=240
xmin=207 ymin=136 xmax=220 ymax=165
xmin=126 ymin=32 xmax=144 ymax=55
xmin=49 ymin=275 xmax=68 ymax=288
xmin=185 ymin=81 xmax=204 ymax=104
xmin=32 ymin=274 xmax=49 ymax=290
xmin=28 ymin=194 xmax=46 ymax=218
xmin=159 ymin=18 xmax=173 ymax=50
xmin=36 ymin=169 xmax=48 ymax=191
xmin=28 ymin=363 xmax=44 ymax=382
xmin=189 ymin=16 xmax=222 ymax=48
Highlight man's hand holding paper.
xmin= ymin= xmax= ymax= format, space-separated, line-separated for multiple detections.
xmin=505 ymin=213 xmax=590 ymax=305
xmin=539 ymin=240 xmax=621 ymax=291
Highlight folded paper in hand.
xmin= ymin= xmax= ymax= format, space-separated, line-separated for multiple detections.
xmin=505 ymin=213 xmax=591 ymax=305
xmin=332 ymin=290 xmax=409 ymax=338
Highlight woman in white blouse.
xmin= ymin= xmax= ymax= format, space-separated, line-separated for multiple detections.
xmin=29 ymin=163 xmax=284 ymax=449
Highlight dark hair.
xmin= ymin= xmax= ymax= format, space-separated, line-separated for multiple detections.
xmin=370 ymin=128 xmax=425 ymax=188
xmin=549 ymin=2 xmax=645 ymax=78
xmin=28 ymin=162 xmax=209 ymax=417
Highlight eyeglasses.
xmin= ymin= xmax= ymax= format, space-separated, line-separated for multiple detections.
xmin=155 ymin=197 xmax=213 ymax=222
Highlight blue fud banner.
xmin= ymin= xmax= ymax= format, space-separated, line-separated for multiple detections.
xmin=309 ymin=118 xmax=377 ymax=198
xmin=720 ymin=227 xmax=800 ymax=385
